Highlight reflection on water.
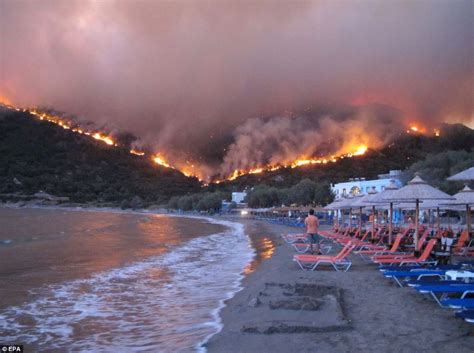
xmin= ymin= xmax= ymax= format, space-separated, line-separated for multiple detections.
xmin=244 ymin=236 xmax=276 ymax=275
xmin=0 ymin=209 xmax=253 ymax=352
xmin=0 ymin=208 xmax=223 ymax=310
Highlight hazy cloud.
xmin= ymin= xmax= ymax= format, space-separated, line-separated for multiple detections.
xmin=1 ymin=0 xmax=472 ymax=178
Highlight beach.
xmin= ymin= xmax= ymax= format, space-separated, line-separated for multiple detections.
xmin=207 ymin=218 xmax=474 ymax=353
xmin=1 ymin=207 xmax=473 ymax=352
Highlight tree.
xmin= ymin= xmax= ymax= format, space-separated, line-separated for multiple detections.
xmin=130 ymin=195 xmax=144 ymax=210
xmin=196 ymin=193 xmax=222 ymax=212
xmin=314 ymin=183 xmax=334 ymax=206
xmin=290 ymin=179 xmax=316 ymax=205
xmin=405 ymin=150 xmax=474 ymax=193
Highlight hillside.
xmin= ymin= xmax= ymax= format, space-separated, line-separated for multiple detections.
xmin=1 ymin=104 xmax=473 ymax=209
xmin=208 ymin=123 xmax=474 ymax=191
xmin=0 ymin=108 xmax=201 ymax=206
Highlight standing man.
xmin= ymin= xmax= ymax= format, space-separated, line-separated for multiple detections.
xmin=305 ymin=209 xmax=320 ymax=254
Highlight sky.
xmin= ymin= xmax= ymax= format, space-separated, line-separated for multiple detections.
xmin=1 ymin=0 xmax=473 ymax=178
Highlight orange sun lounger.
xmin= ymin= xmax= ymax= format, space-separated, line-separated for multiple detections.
xmin=373 ymin=239 xmax=438 ymax=266
xmin=293 ymin=243 xmax=355 ymax=272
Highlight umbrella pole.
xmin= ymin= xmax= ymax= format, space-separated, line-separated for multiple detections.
xmin=389 ymin=202 xmax=393 ymax=244
xmin=359 ymin=207 xmax=363 ymax=235
xmin=467 ymin=204 xmax=472 ymax=240
xmin=349 ymin=209 xmax=352 ymax=229
xmin=414 ymin=199 xmax=419 ymax=251
xmin=372 ymin=205 xmax=376 ymax=241
xmin=437 ymin=207 xmax=440 ymax=234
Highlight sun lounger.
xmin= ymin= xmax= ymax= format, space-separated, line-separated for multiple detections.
xmin=379 ymin=263 xmax=468 ymax=272
xmin=338 ymin=229 xmax=368 ymax=245
xmin=282 ymin=233 xmax=306 ymax=244
xmin=455 ymin=309 xmax=474 ymax=323
xmin=356 ymin=234 xmax=404 ymax=260
xmin=383 ymin=270 xmax=451 ymax=287
xmin=453 ymin=231 xmax=469 ymax=254
xmin=373 ymin=239 xmax=438 ymax=266
xmin=440 ymin=298 xmax=474 ymax=309
xmin=292 ymin=242 xmax=332 ymax=254
xmin=414 ymin=283 xmax=474 ymax=306
xmin=293 ymin=243 xmax=355 ymax=272
xmin=405 ymin=279 xmax=464 ymax=287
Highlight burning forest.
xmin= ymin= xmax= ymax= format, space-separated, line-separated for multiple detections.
xmin=0 ymin=1 xmax=471 ymax=185
xmin=0 ymin=101 xmax=447 ymax=185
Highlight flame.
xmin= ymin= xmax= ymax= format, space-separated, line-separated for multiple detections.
xmin=406 ymin=124 xmax=427 ymax=134
xmin=92 ymin=133 xmax=115 ymax=146
xmin=0 ymin=100 xmax=443 ymax=183
xmin=152 ymin=154 xmax=173 ymax=169
xmin=353 ymin=145 xmax=368 ymax=156
xmin=130 ymin=148 xmax=145 ymax=156
xmin=215 ymin=144 xmax=369 ymax=183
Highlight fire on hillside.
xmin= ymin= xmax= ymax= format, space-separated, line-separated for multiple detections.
xmin=0 ymin=101 xmax=441 ymax=183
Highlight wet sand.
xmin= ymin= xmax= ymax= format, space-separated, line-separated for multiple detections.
xmin=207 ymin=219 xmax=474 ymax=353
xmin=0 ymin=207 xmax=224 ymax=310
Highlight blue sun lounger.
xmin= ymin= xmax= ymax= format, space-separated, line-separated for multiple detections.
xmin=415 ymin=284 xmax=474 ymax=306
xmin=383 ymin=270 xmax=448 ymax=287
xmin=440 ymin=298 xmax=474 ymax=309
xmin=405 ymin=280 xmax=464 ymax=288
xmin=379 ymin=264 xmax=463 ymax=272
xmin=455 ymin=310 xmax=474 ymax=323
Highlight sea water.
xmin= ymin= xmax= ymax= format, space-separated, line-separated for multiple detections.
xmin=0 ymin=211 xmax=254 ymax=352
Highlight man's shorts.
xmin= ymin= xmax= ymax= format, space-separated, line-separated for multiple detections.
xmin=307 ymin=233 xmax=320 ymax=244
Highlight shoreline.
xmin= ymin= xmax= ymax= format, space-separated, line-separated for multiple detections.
xmin=2 ymin=205 xmax=472 ymax=352
xmin=0 ymin=207 xmax=228 ymax=310
xmin=0 ymin=206 xmax=264 ymax=352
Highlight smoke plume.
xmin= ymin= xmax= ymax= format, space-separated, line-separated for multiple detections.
xmin=0 ymin=0 xmax=472 ymax=179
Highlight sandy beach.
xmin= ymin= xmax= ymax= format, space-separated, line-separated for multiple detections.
xmin=207 ymin=218 xmax=474 ymax=353
xmin=1 ymin=206 xmax=473 ymax=352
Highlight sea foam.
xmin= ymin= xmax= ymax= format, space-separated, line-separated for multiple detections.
xmin=0 ymin=217 xmax=254 ymax=353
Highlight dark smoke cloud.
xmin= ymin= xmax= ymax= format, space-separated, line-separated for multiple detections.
xmin=1 ymin=0 xmax=472 ymax=178
xmin=221 ymin=104 xmax=402 ymax=175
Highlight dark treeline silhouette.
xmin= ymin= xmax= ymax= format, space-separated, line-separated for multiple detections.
xmin=0 ymin=109 xmax=201 ymax=207
xmin=1 ymin=107 xmax=473 ymax=209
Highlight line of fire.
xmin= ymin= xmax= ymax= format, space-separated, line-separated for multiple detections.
xmin=0 ymin=100 xmax=440 ymax=184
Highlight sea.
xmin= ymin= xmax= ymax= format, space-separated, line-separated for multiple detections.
xmin=0 ymin=207 xmax=255 ymax=352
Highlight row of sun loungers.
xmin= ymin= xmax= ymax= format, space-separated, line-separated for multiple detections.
xmin=379 ymin=264 xmax=474 ymax=324
xmin=283 ymin=225 xmax=474 ymax=324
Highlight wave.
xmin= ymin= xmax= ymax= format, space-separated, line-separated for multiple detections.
xmin=0 ymin=217 xmax=254 ymax=353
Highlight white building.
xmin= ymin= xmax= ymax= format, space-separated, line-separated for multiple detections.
xmin=232 ymin=192 xmax=247 ymax=204
xmin=331 ymin=170 xmax=403 ymax=198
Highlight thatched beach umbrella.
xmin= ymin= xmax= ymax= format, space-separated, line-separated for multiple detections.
xmin=336 ymin=195 xmax=356 ymax=228
xmin=441 ymin=185 xmax=474 ymax=238
xmin=447 ymin=167 xmax=474 ymax=181
xmin=324 ymin=198 xmax=343 ymax=226
xmin=352 ymin=189 xmax=379 ymax=240
xmin=350 ymin=193 xmax=367 ymax=233
xmin=397 ymin=199 xmax=460 ymax=233
xmin=380 ymin=175 xmax=454 ymax=249
xmin=367 ymin=180 xmax=399 ymax=243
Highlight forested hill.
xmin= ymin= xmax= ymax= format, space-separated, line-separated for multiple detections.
xmin=209 ymin=123 xmax=474 ymax=192
xmin=0 ymin=108 xmax=201 ymax=207
xmin=1 ymin=105 xmax=473 ymax=208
